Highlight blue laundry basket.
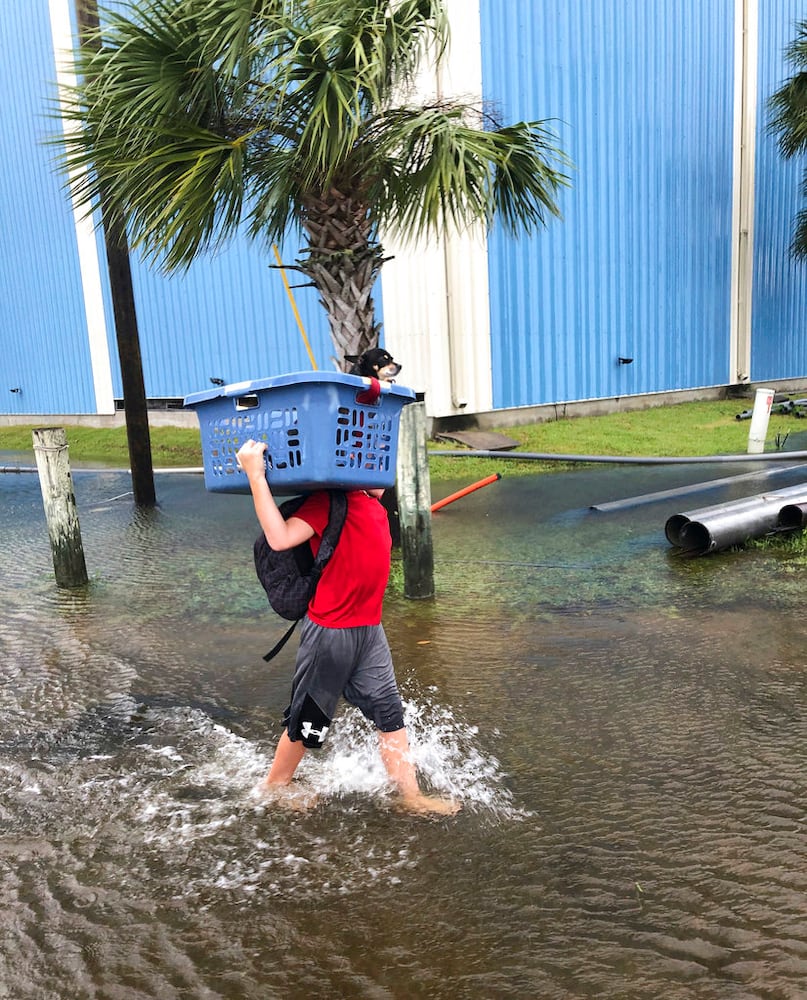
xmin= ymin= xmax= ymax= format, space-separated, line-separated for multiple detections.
xmin=184 ymin=371 xmax=416 ymax=494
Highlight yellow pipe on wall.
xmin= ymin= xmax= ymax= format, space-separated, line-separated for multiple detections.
xmin=272 ymin=243 xmax=318 ymax=370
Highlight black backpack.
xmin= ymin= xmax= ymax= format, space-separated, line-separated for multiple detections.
xmin=253 ymin=491 xmax=348 ymax=662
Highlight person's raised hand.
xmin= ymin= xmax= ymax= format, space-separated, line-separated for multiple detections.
xmin=235 ymin=438 xmax=267 ymax=480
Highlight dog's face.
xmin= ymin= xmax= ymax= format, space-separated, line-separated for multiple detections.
xmin=347 ymin=349 xmax=402 ymax=382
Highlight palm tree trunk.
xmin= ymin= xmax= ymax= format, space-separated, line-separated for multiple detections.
xmin=296 ymin=186 xmax=386 ymax=368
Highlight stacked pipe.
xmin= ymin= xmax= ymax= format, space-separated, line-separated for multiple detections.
xmin=665 ymin=483 xmax=807 ymax=555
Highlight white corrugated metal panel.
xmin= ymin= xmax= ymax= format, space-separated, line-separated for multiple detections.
xmin=377 ymin=233 xmax=455 ymax=414
xmin=481 ymin=0 xmax=736 ymax=409
xmin=379 ymin=0 xmax=493 ymax=418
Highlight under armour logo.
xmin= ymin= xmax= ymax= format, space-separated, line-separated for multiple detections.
xmin=301 ymin=721 xmax=329 ymax=743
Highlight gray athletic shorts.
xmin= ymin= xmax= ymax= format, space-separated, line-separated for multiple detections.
xmin=283 ymin=618 xmax=405 ymax=748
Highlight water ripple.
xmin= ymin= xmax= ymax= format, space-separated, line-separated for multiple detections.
xmin=4 ymin=470 xmax=807 ymax=996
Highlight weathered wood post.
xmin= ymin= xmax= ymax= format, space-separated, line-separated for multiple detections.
xmin=396 ymin=401 xmax=434 ymax=599
xmin=32 ymin=427 xmax=89 ymax=588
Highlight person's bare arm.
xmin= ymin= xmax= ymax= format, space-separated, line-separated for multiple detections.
xmin=235 ymin=439 xmax=314 ymax=551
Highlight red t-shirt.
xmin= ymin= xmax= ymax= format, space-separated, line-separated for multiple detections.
xmin=294 ymin=490 xmax=391 ymax=627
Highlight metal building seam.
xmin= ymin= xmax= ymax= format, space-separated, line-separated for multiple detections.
xmin=729 ymin=0 xmax=759 ymax=385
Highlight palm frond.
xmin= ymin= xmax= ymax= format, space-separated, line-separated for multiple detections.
xmin=770 ymin=75 xmax=807 ymax=158
xmin=52 ymin=0 xmax=569 ymax=359
xmin=793 ymin=201 xmax=807 ymax=259
xmin=363 ymin=103 xmax=570 ymax=239
xmin=304 ymin=0 xmax=447 ymax=105
xmin=121 ymin=131 xmax=248 ymax=269
xmin=769 ymin=23 xmax=807 ymax=157
xmin=245 ymin=145 xmax=305 ymax=242
xmin=64 ymin=121 xmax=249 ymax=270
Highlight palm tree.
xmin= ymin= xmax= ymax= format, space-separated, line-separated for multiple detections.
xmin=770 ymin=21 xmax=807 ymax=258
xmin=59 ymin=0 xmax=569 ymax=366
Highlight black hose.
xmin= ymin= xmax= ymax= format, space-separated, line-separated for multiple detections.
xmin=430 ymin=449 xmax=807 ymax=465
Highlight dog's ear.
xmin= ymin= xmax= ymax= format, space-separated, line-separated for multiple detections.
xmin=344 ymin=354 xmax=359 ymax=363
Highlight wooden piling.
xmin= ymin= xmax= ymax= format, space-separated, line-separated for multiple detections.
xmin=32 ymin=427 xmax=89 ymax=588
xmin=396 ymin=401 xmax=434 ymax=599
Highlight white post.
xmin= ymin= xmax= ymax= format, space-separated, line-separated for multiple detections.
xmin=747 ymin=386 xmax=775 ymax=454
xmin=33 ymin=427 xmax=89 ymax=588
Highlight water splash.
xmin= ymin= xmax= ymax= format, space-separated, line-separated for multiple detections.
xmin=120 ymin=692 xmax=523 ymax=841
xmin=280 ymin=694 xmax=523 ymax=818
xmin=0 ymin=688 xmax=522 ymax=903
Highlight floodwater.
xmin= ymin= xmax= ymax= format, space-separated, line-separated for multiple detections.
xmin=3 ymin=455 xmax=807 ymax=999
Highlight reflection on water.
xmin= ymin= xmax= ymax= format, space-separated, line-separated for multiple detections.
xmin=3 ymin=464 xmax=807 ymax=998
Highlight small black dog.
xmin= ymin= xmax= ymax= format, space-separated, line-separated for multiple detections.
xmin=346 ymin=348 xmax=402 ymax=382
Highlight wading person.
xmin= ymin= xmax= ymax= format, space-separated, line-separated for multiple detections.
xmin=236 ymin=438 xmax=459 ymax=816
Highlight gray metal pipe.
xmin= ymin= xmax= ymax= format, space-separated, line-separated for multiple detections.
xmin=664 ymin=495 xmax=770 ymax=547
xmin=5 ymin=447 xmax=807 ymax=475
xmin=665 ymin=483 xmax=807 ymax=554
xmin=777 ymin=502 xmax=807 ymax=531
xmin=0 ymin=465 xmax=204 ymax=475
xmin=593 ymin=462 xmax=806 ymax=512
xmin=663 ymin=483 xmax=807 ymax=545
xmin=677 ymin=499 xmax=784 ymax=554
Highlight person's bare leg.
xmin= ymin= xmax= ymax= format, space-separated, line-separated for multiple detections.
xmin=265 ymin=729 xmax=306 ymax=783
xmin=254 ymin=730 xmax=319 ymax=810
xmin=378 ymin=728 xmax=460 ymax=815
xmin=254 ymin=729 xmax=306 ymax=791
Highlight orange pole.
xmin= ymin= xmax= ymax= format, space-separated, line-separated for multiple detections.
xmin=431 ymin=473 xmax=502 ymax=512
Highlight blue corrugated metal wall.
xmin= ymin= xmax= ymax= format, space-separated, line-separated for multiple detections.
xmin=4 ymin=2 xmax=807 ymax=417
xmin=480 ymin=0 xmax=736 ymax=408
xmin=752 ymin=0 xmax=807 ymax=382
xmin=113 ymin=235 xmax=337 ymax=400
xmin=0 ymin=4 xmax=97 ymax=415
xmin=1 ymin=2 xmax=342 ymax=415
